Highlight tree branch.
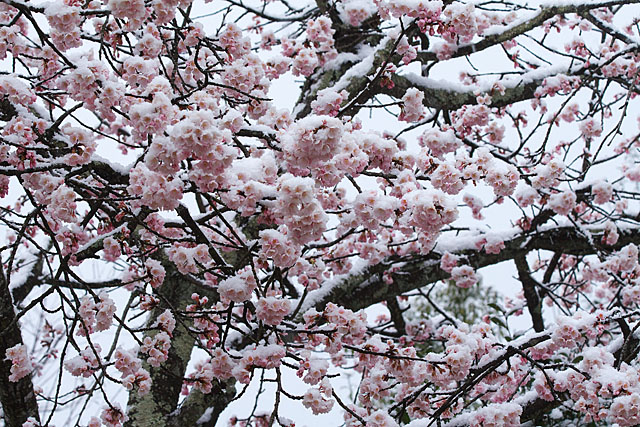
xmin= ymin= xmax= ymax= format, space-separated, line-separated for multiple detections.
xmin=125 ymin=262 xmax=199 ymax=427
xmin=301 ymin=225 xmax=640 ymax=317
xmin=514 ymin=255 xmax=544 ymax=333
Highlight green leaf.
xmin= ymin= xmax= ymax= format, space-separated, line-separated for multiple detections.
xmin=490 ymin=316 xmax=508 ymax=330
xmin=488 ymin=303 xmax=504 ymax=313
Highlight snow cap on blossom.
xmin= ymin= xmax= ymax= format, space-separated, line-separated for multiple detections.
xmin=353 ymin=190 xmax=399 ymax=230
xmin=217 ymin=267 xmax=257 ymax=303
xmin=592 ymin=180 xmax=613 ymax=204
xmin=337 ymin=0 xmax=377 ymax=27
xmin=367 ymin=410 xmax=399 ymax=427
xmin=402 ymin=189 xmax=458 ymax=235
xmin=5 ymin=344 xmax=34 ymax=382
xmin=548 ymin=190 xmax=576 ymax=216
xmin=515 ymin=184 xmax=540 ymax=208
xmin=450 ymin=265 xmax=478 ymax=288
xmin=298 ymin=352 xmax=329 ymax=385
xmin=418 ymin=128 xmax=461 ymax=159
xmin=0 ymin=75 xmax=36 ymax=106
xmin=399 ymin=88 xmax=425 ymax=122
xmin=471 ymin=402 xmax=521 ymax=426
xmin=256 ymin=296 xmax=291 ymax=326
xmin=311 ymin=88 xmax=347 ymax=117
xmin=64 ymin=344 xmax=102 ymax=378
xmin=280 ymin=116 xmax=344 ymax=170
xmin=302 ymin=386 xmax=334 ymax=415
xmin=443 ymin=3 xmax=477 ymax=44
xmin=259 ymin=229 xmax=300 ymax=268
xmin=127 ymin=164 xmax=183 ymax=211
xmin=232 ymin=344 xmax=286 ymax=384
xmin=531 ymin=158 xmax=565 ymax=189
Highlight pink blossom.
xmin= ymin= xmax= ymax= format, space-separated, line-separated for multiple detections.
xmin=548 ymin=190 xmax=576 ymax=216
xmin=292 ymin=49 xmax=319 ymax=77
xmin=399 ymin=88 xmax=424 ymax=122
xmin=471 ymin=402 xmax=522 ymax=427
xmin=402 ymin=189 xmax=458 ymax=235
xmin=451 ymin=265 xmax=478 ymax=288
xmin=311 ymin=88 xmax=347 ymax=117
xmin=127 ymin=164 xmax=183 ymax=211
xmin=5 ymin=344 xmax=33 ymax=382
xmin=609 ymin=393 xmax=640 ymax=426
xmin=259 ymin=229 xmax=300 ymax=268
xmin=366 ymin=410 xmax=399 ymax=427
xmin=255 ymin=296 xmax=291 ymax=326
xmin=579 ymin=118 xmax=602 ymax=140
xmin=419 ymin=128 xmax=461 ymax=159
xmin=100 ymin=403 xmax=128 ymax=427
xmin=218 ymin=268 xmax=257 ymax=303
xmin=114 ymin=348 xmax=142 ymax=377
xmin=592 ymin=180 xmax=613 ymax=204
xmin=338 ymin=1 xmax=377 ymax=27
xmin=141 ymin=331 xmax=171 ymax=367
xmin=442 ymin=3 xmax=477 ymax=44
xmin=440 ymin=252 xmax=459 ymax=273
xmin=123 ymin=368 xmax=151 ymax=395
xmin=145 ymin=259 xmax=166 ymax=288
xmin=154 ymin=309 xmax=176 ymax=335
xmin=302 ymin=387 xmax=334 ymax=415
xmin=64 ymin=345 xmax=102 ymax=378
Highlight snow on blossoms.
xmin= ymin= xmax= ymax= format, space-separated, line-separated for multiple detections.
xmin=259 ymin=229 xmax=300 ymax=268
xmin=127 ymin=164 xmax=184 ymax=211
xmin=401 ymin=189 xmax=458 ymax=236
xmin=6 ymin=0 xmax=640 ymax=426
xmin=5 ymin=344 xmax=34 ymax=382
xmin=399 ymin=88 xmax=425 ymax=122
xmin=218 ymin=267 xmax=257 ymax=303
xmin=451 ymin=265 xmax=478 ymax=288
xmin=280 ymin=116 xmax=343 ymax=171
xmin=275 ymin=174 xmax=328 ymax=245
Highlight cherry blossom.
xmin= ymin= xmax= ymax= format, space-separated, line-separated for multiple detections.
xmin=2 ymin=1 xmax=640 ymax=426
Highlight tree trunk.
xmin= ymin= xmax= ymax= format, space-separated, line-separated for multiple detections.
xmin=0 ymin=273 xmax=40 ymax=427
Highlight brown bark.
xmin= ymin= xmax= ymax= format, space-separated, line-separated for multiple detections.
xmin=0 ymin=272 xmax=40 ymax=426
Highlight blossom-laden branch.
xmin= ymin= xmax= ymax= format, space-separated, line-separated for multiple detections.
xmin=3 ymin=0 xmax=640 ymax=426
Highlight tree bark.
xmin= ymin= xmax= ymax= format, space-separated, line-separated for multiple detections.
xmin=0 ymin=272 xmax=40 ymax=427
xmin=125 ymin=263 xmax=198 ymax=427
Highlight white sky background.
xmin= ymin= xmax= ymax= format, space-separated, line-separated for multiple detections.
xmin=3 ymin=0 xmax=640 ymax=426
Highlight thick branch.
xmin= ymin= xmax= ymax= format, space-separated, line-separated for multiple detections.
xmin=514 ymin=255 xmax=544 ymax=333
xmin=418 ymin=0 xmax=640 ymax=63
xmin=296 ymin=0 xmax=640 ymax=119
xmin=386 ymin=297 xmax=406 ymax=336
xmin=301 ymin=225 xmax=640 ymax=316
xmin=125 ymin=263 xmax=198 ymax=427
xmin=382 ymin=73 xmax=540 ymax=111
xmin=165 ymin=380 xmax=236 ymax=427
